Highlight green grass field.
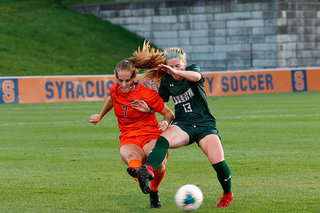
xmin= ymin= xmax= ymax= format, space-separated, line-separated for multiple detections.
xmin=1 ymin=91 xmax=319 ymax=212
xmin=2 ymin=1 xmax=319 ymax=211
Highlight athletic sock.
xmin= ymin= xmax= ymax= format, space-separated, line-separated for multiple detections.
xmin=146 ymin=136 xmax=169 ymax=170
xmin=128 ymin=159 xmax=142 ymax=168
xmin=128 ymin=159 xmax=142 ymax=182
xmin=150 ymin=166 xmax=166 ymax=192
xmin=212 ymin=160 xmax=232 ymax=194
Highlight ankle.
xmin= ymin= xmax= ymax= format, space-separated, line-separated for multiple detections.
xmin=223 ymin=191 xmax=233 ymax=198
xmin=146 ymin=165 xmax=154 ymax=174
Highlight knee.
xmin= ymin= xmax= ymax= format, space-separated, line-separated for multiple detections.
xmin=155 ymin=159 xmax=167 ymax=172
xmin=126 ymin=151 xmax=143 ymax=161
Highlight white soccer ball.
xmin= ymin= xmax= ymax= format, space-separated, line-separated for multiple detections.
xmin=175 ymin=184 xmax=203 ymax=212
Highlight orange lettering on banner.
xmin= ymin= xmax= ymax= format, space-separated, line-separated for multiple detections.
xmin=293 ymin=71 xmax=305 ymax=91
xmin=2 ymin=80 xmax=15 ymax=103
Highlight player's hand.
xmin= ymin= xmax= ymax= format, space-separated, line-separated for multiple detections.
xmin=158 ymin=64 xmax=178 ymax=75
xmin=131 ymin=100 xmax=150 ymax=112
xmin=159 ymin=120 xmax=169 ymax=131
xmin=90 ymin=114 xmax=101 ymax=125
xmin=158 ymin=64 xmax=182 ymax=80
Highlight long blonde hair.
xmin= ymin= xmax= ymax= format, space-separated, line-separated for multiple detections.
xmin=116 ymin=41 xmax=187 ymax=84
xmin=114 ymin=40 xmax=165 ymax=79
xmin=142 ymin=46 xmax=187 ymax=84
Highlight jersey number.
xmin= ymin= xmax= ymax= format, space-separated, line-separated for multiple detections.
xmin=183 ymin=103 xmax=193 ymax=113
xmin=123 ymin=105 xmax=128 ymax=117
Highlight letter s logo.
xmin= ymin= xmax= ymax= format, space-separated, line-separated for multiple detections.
xmin=291 ymin=70 xmax=307 ymax=92
xmin=1 ymin=80 xmax=17 ymax=103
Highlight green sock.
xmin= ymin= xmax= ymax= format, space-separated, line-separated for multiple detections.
xmin=212 ymin=160 xmax=232 ymax=194
xmin=146 ymin=136 xmax=169 ymax=170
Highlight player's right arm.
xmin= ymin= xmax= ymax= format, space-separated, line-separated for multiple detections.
xmin=158 ymin=64 xmax=201 ymax=82
xmin=90 ymin=96 xmax=114 ymax=126
xmin=131 ymin=99 xmax=173 ymax=131
xmin=158 ymin=104 xmax=174 ymax=131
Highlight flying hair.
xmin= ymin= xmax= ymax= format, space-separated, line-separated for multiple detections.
xmin=115 ymin=41 xmax=187 ymax=85
xmin=114 ymin=40 xmax=164 ymax=79
xmin=142 ymin=46 xmax=187 ymax=84
xmin=128 ymin=41 xmax=165 ymax=70
xmin=113 ymin=40 xmax=164 ymax=85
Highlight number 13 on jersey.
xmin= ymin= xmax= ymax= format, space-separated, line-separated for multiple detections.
xmin=183 ymin=103 xmax=193 ymax=113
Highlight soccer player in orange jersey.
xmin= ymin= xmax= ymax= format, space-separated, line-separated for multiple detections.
xmin=90 ymin=58 xmax=173 ymax=209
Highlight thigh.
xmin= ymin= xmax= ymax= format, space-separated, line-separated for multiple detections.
xmin=119 ymin=144 xmax=145 ymax=165
xmin=161 ymin=125 xmax=190 ymax=149
xmin=120 ymin=128 xmax=160 ymax=148
xmin=198 ymin=134 xmax=225 ymax=165
xmin=142 ymin=139 xmax=157 ymax=156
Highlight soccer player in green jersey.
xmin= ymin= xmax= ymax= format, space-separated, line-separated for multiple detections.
xmin=130 ymin=45 xmax=233 ymax=208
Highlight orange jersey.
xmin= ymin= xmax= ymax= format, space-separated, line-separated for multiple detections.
xmin=110 ymin=82 xmax=165 ymax=132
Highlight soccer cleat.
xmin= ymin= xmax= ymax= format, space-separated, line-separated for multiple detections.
xmin=137 ymin=165 xmax=154 ymax=194
xmin=215 ymin=191 xmax=233 ymax=208
xmin=146 ymin=165 xmax=154 ymax=180
xmin=127 ymin=167 xmax=138 ymax=178
xmin=149 ymin=190 xmax=162 ymax=208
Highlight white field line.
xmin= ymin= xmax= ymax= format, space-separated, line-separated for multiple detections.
xmin=249 ymin=108 xmax=319 ymax=113
xmin=0 ymin=120 xmax=85 ymax=126
xmin=0 ymin=113 xmax=319 ymax=127
xmin=1 ymin=105 xmax=97 ymax=111
xmin=0 ymin=119 xmax=112 ymax=127
xmin=220 ymin=113 xmax=320 ymax=120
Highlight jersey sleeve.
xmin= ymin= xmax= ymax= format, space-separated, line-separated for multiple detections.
xmin=145 ymin=89 xmax=165 ymax=113
xmin=159 ymin=76 xmax=171 ymax=102
xmin=186 ymin=64 xmax=205 ymax=83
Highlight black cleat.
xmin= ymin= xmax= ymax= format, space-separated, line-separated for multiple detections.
xmin=137 ymin=165 xmax=151 ymax=194
xmin=127 ymin=167 xmax=138 ymax=178
xmin=150 ymin=190 xmax=162 ymax=209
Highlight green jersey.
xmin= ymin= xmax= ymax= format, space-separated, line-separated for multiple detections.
xmin=159 ymin=64 xmax=216 ymax=127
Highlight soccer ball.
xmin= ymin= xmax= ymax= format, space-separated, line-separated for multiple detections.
xmin=174 ymin=184 xmax=203 ymax=212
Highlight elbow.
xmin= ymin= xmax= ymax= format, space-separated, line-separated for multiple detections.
xmin=195 ymin=73 xmax=202 ymax=81
xmin=195 ymin=77 xmax=201 ymax=82
xmin=189 ymin=73 xmax=201 ymax=82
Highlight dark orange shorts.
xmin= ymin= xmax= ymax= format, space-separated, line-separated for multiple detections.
xmin=119 ymin=126 xmax=162 ymax=149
